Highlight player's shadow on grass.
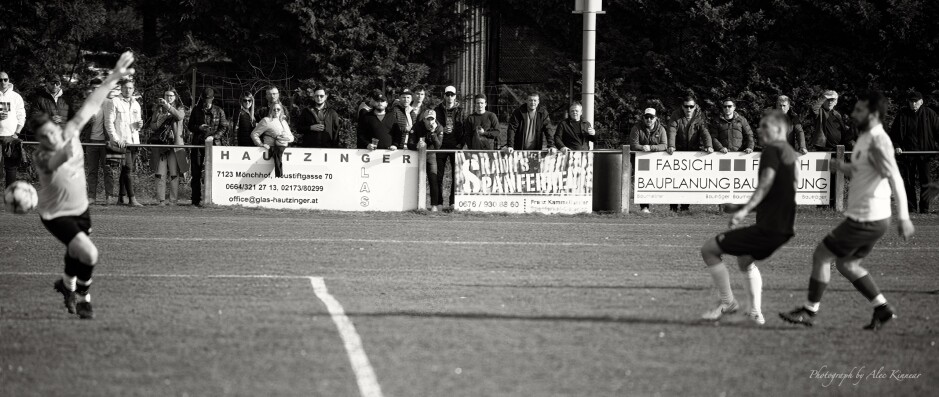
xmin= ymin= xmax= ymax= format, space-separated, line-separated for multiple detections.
xmin=345 ymin=311 xmax=801 ymax=330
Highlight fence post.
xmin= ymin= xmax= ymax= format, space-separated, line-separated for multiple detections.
xmin=620 ymin=145 xmax=631 ymax=214
xmin=204 ymin=137 xmax=214 ymax=206
xmin=835 ymin=145 xmax=845 ymax=212
xmin=417 ymin=147 xmax=427 ymax=210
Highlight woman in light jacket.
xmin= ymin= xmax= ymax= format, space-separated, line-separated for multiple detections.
xmin=149 ymin=88 xmax=187 ymax=205
xmin=251 ymin=103 xmax=294 ymax=177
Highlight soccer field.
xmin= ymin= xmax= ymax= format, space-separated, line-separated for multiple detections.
xmin=1 ymin=206 xmax=937 ymax=396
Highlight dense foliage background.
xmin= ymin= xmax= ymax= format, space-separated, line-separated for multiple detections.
xmin=2 ymin=0 xmax=937 ymax=146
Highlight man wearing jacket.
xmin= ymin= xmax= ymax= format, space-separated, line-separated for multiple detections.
xmin=463 ymin=94 xmax=502 ymax=150
xmin=30 ymin=75 xmax=72 ymax=140
xmin=359 ymin=91 xmax=402 ymax=150
xmin=890 ymin=91 xmax=939 ymax=213
xmin=667 ymin=95 xmax=712 ymax=212
xmin=0 ymin=71 xmax=26 ymax=187
xmin=408 ymin=110 xmax=445 ymax=211
xmin=711 ymin=99 xmax=755 ymax=154
xmin=392 ymin=90 xmax=415 ymax=147
xmin=776 ymin=95 xmax=808 ymax=154
xmin=187 ymin=87 xmax=228 ymax=207
xmin=105 ymin=79 xmax=143 ymax=206
xmin=808 ymin=90 xmax=856 ymax=151
xmin=434 ymin=85 xmax=464 ymax=209
xmin=296 ymin=88 xmax=342 ymax=148
xmin=556 ymin=102 xmax=596 ymax=152
xmin=630 ymin=107 xmax=668 ymax=213
xmin=668 ymin=95 xmax=713 ymax=154
xmin=505 ymin=92 xmax=554 ymax=153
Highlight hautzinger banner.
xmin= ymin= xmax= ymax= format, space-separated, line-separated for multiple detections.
xmin=633 ymin=151 xmax=831 ymax=205
xmin=454 ymin=151 xmax=594 ymax=214
xmin=209 ymin=147 xmax=419 ymax=211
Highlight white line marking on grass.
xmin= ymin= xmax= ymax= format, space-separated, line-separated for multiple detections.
xmin=309 ymin=277 xmax=384 ymax=397
xmin=6 ymin=236 xmax=936 ymax=251
xmin=0 ymin=271 xmax=309 ymax=279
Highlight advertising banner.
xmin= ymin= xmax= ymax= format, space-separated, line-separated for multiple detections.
xmin=454 ymin=151 xmax=593 ymax=214
xmin=633 ymin=151 xmax=831 ymax=205
xmin=210 ymin=147 xmax=419 ymax=211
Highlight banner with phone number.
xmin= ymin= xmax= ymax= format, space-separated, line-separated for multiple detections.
xmin=453 ymin=151 xmax=594 ymax=214
xmin=210 ymin=147 xmax=419 ymax=211
xmin=633 ymin=151 xmax=831 ymax=204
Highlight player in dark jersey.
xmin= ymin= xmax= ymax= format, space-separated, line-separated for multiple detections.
xmin=32 ymin=52 xmax=136 ymax=319
xmin=698 ymin=110 xmax=798 ymax=325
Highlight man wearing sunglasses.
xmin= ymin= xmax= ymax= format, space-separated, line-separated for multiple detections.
xmin=711 ymin=98 xmax=755 ymax=154
xmin=30 ymin=75 xmax=72 ymax=139
xmin=0 ymin=71 xmax=26 ymax=187
xmin=667 ymin=95 xmax=713 ymax=212
xmin=296 ymin=87 xmax=342 ymax=148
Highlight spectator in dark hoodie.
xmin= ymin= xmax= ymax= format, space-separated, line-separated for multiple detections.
xmin=359 ymin=91 xmax=401 ymax=150
xmin=711 ymin=98 xmax=755 ymax=154
xmin=434 ymin=85 xmax=464 ymax=208
xmin=667 ymin=95 xmax=712 ymax=212
xmin=356 ymin=93 xmax=378 ymax=149
xmin=463 ymin=94 xmax=501 ymax=150
xmin=408 ymin=110 xmax=445 ymax=211
xmin=187 ymin=87 xmax=228 ymax=207
xmin=890 ymin=91 xmax=939 ymax=213
xmin=296 ymin=87 xmax=343 ymax=148
xmin=505 ymin=92 xmax=554 ymax=153
xmin=630 ymin=107 xmax=668 ymax=213
xmin=775 ymin=95 xmax=807 ymax=154
xmin=555 ymin=102 xmax=595 ymax=152
xmin=30 ymin=75 xmax=72 ymax=138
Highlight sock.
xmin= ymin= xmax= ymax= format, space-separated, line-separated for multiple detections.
xmin=76 ymin=278 xmax=93 ymax=296
xmin=708 ymin=263 xmax=735 ymax=305
xmin=62 ymin=274 xmax=77 ymax=291
xmin=851 ymin=274 xmax=882 ymax=303
xmin=871 ymin=294 xmax=887 ymax=307
xmin=77 ymin=292 xmax=91 ymax=303
xmin=742 ymin=264 xmax=762 ymax=313
xmin=805 ymin=277 xmax=827 ymax=312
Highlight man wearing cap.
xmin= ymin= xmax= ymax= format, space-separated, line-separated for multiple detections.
xmin=890 ymin=91 xmax=939 ymax=213
xmin=408 ymin=110 xmax=445 ymax=211
xmin=505 ymin=92 xmax=555 ymax=153
xmin=557 ymin=102 xmax=596 ymax=152
xmin=434 ymin=85 xmax=464 ymax=209
xmin=711 ymin=98 xmax=755 ymax=154
xmin=809 ymin=89 xmax=856 ymax=209
xmin=809 ymin=90 xmax=856 ymax=151
xmin=296 ymin=87 xmax=342 ymax=148
xmin=358 ymin=91 xmax=401 ymax=150
xmin=775 ymin=95 xmax=808 ymax=155
xmin=187 ymin=87 xmax=228 ymax=206
xmin=30 ymin=74 xmax=72 ymax=139
xmin=0 ymin=70 xmax=26 ymax=188
xmin=630 ymin=107 xmax=668 ymax=213
xmin=463 ymin=94 xmax=502 ymax=150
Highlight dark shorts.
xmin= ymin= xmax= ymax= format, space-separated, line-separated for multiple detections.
xmin=716 ymin=225 xmax=792 ymax=260
xmin=823 ymin=218 xmax=889 ymax=259
xmin=41 ymin=209 xmax=92 ymax=245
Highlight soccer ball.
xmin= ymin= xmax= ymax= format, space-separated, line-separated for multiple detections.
xmin=4 ymin=181 xmax=39 ymax=214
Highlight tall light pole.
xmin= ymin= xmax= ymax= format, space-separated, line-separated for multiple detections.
xmin=574 ymin=0 xmax=604 ymax=125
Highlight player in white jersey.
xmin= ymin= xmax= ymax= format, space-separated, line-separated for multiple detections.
xmin=780 ymin=91 xmax=915 ymax=330
xmin=32 ymin=52 xmax=136 ymax=319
